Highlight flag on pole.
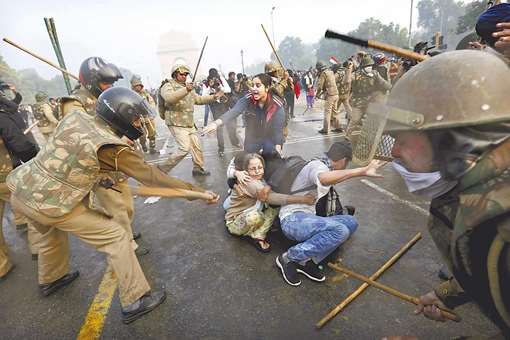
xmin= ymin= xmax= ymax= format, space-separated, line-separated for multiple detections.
xmin=329 ymin=56 xmax=339 ymax=65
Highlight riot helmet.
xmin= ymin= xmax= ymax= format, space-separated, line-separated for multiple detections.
xmin=373 ymin=53 xmax=387 ymax=65
xmin=35 ymin=92 xmax=48 ymax=102
xmin=383 ymin=50 xmax=510 ymax=131
xmin=130 ymin=75 xmax=143 ymax=89
xmin=171 ymin=64 xmax=191 ymax=78
xmin=315 ymin=61 xmax=326 ymax=72
xmin=96 ymin=87 xmax=149 ymax=140
xmin=79 ymin=57 xmax=123 ymax=98
xmin=264 ymin=62 xmax=282 ymax=76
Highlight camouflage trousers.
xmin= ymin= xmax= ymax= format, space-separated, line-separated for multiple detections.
xmin=11 ymin=196 xmax=150 ymax=306
xmin=336 ymin=94 xmax=352 ymax=123
xmin=0 ymin=183 xmax=43 ymax=278
xmin=226 ymin=206 xmax=278 ymax=240
xmin=346 ymin=106 xmax=365 ymax=136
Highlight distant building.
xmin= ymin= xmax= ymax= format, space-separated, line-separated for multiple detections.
xmin=157 ymin=31 xmax=204 ymax=80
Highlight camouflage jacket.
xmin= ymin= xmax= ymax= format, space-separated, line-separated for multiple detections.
xmin=159 ymin=79 xmax=214 ymax=128
xmin=60 ymin=85 xmax=97 ymax=117
xmin=351 ymin=68 xmax=390 ymax=109
xmin=7 ymin=110 xmax=128 ymax=218
xmin=334 ymin=68 xmax=352 ymax=97
xmin=270 ymin=77 xmax=287 ymax=99
xmin=33 ymin=102 xmax=58 ymax=133
xmin=316 ymin=69 xmax=338 ymax=98
xmin=429 ymin=137 xmax=510 ymax=313
xmin=0 ymin=138 xmax=13 ymax=183
xmin=138 ymin=89 xmax=156 ymax=119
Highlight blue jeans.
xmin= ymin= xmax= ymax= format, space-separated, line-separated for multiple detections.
xmin=281 ymin=212 xmax=358 ymax=263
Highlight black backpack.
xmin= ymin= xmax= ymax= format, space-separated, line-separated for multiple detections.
xmin=264 ymin=156 xmax=355 ymax=217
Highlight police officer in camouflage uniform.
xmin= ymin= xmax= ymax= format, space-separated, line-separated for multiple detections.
xmin=332 ymin=61 xmax=353 ymax=126
xmin=131 ymin=75 xmax=158 ymax=154
xmin=315 ymin=61 xmax=342 ymax=134
xmin=60 ymin=57 xmax=146 ymax=253
xmin=7 ymin=87 xmax=219 ymax=323
xmin=347 ymin=52 xmax=391 ymax=137
xmin=264 ymin=62 xmax=290 ymax=138
xmin=33 ymin=92 xmax=59 ymax=141
xmin=159 ymin=64 xmax=222 ymax=176
xmin=264 ymin=62 xmax=287 ymax=99
xmin=378 ymin=50 xmax=510 ymax=338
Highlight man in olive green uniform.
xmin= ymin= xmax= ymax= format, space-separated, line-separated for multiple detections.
xmin=374 ymin=51 xmax=510 ymax=338
xmin=7 ymin=87 xmax=219 ymax=323
xmin=130 ymin=76 xmax=157 ymax=154
xmin=159 ymin=64 xmax=221 ymax=176
xmin=333 ymin=62 xmax=353 ymax=124
xmin=33 ymin=92 xmax=59 ymax=141
xmin=347 ymin=53 xmax=391 ymax=137
xmin=315 ymin=61 xmax=341 ymax=134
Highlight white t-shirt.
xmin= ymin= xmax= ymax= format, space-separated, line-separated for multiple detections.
xmin=278 ymin=160 xmax=331 ymax=220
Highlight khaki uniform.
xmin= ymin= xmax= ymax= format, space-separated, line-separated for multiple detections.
xmin=316 ymin=69 xmax=340 ymax=132
xmin=159 ymin=78 xmax=215 ymax=172
xmin=7 ymin=110 xmax=205 ymax=306
xmin=60 ymin=89 xmax=138 ymax=250
xmin=136 ymin=89 xmax=157 ymax=152
xmin=33 ymin=101 xmax=59 ymax=140
xmin=0 ymin=138 xmax=43 ymax=278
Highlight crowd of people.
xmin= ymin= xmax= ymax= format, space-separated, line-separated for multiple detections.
xmin=0 ymin=2 xmax=510 ymax=338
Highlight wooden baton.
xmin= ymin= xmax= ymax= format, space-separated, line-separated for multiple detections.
xmin=328 ymin=263 xmax=462 ymax=322
xmin=23 ymin=120 xmax=39 ymax=135
xmin=316 ymin=232 xmax=422 ymax=328
xmin=130 ymin=186 xmax=213 ymax=201
xmin=3 ymin=38 xmax=79 ymax=81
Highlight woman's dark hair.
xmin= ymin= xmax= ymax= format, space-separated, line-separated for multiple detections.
xmin=233 ymin=151 xmax=249 ymax=170
xmin=253 ymin=73 xmax=272 ymax=88
xmin=242 ymin=153 xmax=265 ymax=171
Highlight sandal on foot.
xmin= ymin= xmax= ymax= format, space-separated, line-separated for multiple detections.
xmin=247 ymin=238 xmax=271 ymax=253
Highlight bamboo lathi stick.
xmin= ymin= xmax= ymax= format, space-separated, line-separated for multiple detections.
xmin=316 ymin=232 xmax=422 ymax=328
xmin=130 ymin=186 xmax=212 ymax=201
xmin=328 ymin=263 xmax=462 ymax=323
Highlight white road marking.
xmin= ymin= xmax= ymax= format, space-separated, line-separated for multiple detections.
xmin=360 ymin=179 xmax=429 ymax=216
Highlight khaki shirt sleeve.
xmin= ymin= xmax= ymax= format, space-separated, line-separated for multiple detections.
xmin=316 ymin=73 xmax=325 ymax=97
xmin=97 ymin=145 xmax=205 ymax=193
xmin=193 ymin=93 xmax=215 ymax=105
xmin=43 ymin=104 xmax=59 ymax=124
xmin=160 ymin=83 xmax=189 ymax=105
xmin=61 ymin=99 xmax=85 ymax=117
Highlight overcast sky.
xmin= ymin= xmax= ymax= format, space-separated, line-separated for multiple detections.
xmin=1 ymin=0 xmax=460 ymax=86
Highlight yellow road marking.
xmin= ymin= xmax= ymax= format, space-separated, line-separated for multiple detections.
xmin=77 ymin=266 xmax=117 ymax=340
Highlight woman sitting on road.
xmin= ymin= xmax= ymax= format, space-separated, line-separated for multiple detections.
xmin=225 ymin=153 xmax=314 ymax=253
xmin=202 ymin=73 xmax=285 ymax=156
